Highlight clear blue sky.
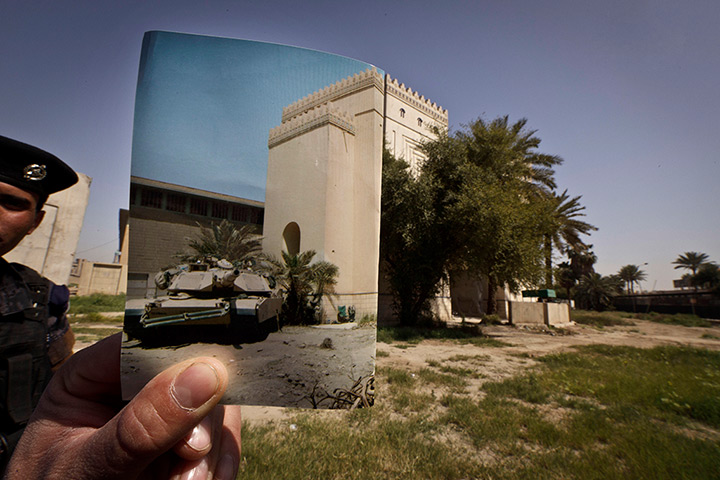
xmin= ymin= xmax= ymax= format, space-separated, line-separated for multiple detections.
xmin=132 ymin=31 xmax=376 ymax=201
xmin=2 ymin=0 xmax=718 ymax=290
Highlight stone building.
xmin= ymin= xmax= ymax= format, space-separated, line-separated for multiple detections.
xmin=262 ymin=68 xmax=448 ymax=322
xmin=5 ymin=172 xmax=91 ymax=285
xmin=126 ymin=176 xmax=264 ymax=298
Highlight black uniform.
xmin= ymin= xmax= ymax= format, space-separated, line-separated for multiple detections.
xmin=0 ymin=259 xmax=64 ymax=469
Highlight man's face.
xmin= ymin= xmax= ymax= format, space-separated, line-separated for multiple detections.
xmin=0 ymin=181 xmax=45 ymax=257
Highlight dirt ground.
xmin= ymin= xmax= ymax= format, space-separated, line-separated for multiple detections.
xmin=120 ymin=323 xmax=376 ymax=408
xmin=241 ymin=318 xmax=720 ymax=423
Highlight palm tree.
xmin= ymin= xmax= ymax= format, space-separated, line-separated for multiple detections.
xmin=458 ymin=116 xmax=562 ymax=195
xmin=179 ymin=219 xmax=262 ymax=267
xmin=673 ymin=252 xmax=710 ymax=277
xmin=264 ymin=250 xmax=339 ymax=325
xmin=575 ymin=273 xmax=622 ymax=311
xmin=543 ymin=190 xmax=597 ymax=287
xmin=618 ymin=264 xmax=647 ymax=294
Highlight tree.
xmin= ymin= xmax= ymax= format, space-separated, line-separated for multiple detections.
xmin=264 ymin=250 xmax=339 ymax=325
xmin=690 ymin=263 xmax=720 ymax=291
xmin=542 ymin=190 xmax=596 ymax=287
xmin=179 ymin=219 xmax=262 ymax=267
xmin=618 ymin=264 xmax=647 ymax=294
xmin=380 ymin=116 xmax=564 ymax=323
xmin=574 ymin=273 xmax=622 ymax=311
xmin=672 ymin=252 xmax=710 ymax=276
xmin=380 ymin=146 xmax=461 ymax=325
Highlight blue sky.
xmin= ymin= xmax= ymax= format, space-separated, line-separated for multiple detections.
xmin=132 ymin=32 xmax=376 ymax=201
xmin=1 ymin=0 xmax=718 ymax=290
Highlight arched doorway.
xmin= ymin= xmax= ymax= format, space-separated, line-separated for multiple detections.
xmin=282 ymin=222 xmax=300 ymax=255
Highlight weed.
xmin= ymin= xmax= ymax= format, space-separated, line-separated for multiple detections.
xmin=69 ymin=294 xmax=125 ymax=314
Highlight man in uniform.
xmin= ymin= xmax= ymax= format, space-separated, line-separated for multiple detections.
xmin=0 ymin=135 xmax=78 ymax=469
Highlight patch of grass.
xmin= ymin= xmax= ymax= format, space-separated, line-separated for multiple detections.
xmin=571 ymin=309 xmax=634 ymax=327
xmin=72 ymin=326 xmax=122 ymax=343
xmin=71 ymin=312 xmax=124 ymax=325
xmin=237 ymin=342 xmax=720 ymax=480
xmin=376 ymin=349 xmax=390 ymax=358
xmin=357 ymin=314 xmax=376 ymax=326
xmin=701 ymin=333 xmax=720 ymax=340
xmin=635 ymin=312 xmax=714 ymax=328
xmin=69 ymin=294 xmax=125 ymax=314
xmin=447 ymin=353 xmax=491 ymax=364
xmin=377 ymin=326 xmax=508 ymax=347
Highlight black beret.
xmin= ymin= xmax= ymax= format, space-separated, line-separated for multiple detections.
xmin=0 ymin=135 xmax=78 ymax=196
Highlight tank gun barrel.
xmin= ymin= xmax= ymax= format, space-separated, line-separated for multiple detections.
xmin=215 ymin=268 xmax=241 ymax=287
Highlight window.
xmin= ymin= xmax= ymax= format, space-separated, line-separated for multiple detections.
xmin=417 ymin=117 xmax=423 ymax=127
xmin=231 ymin=205 xmax=249 ymax=222
xmin=212 ymin=202 xmax=229 ymax=219
xmin=189 ymin=197 xmax=208 ymax=216
xmin=166 ymin=193 xmax=186 ymax=212
xmin=140 ymin=188 xmax=162 ymax=208
xmin=399 ymin=108 xmax=405 ymax=118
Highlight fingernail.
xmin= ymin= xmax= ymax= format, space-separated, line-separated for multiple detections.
xmin=180 ymin=457 xmax=209 ymax=480
xmin=186 ymin=415 xmax=212 ymax=452
xmin=172 ymin=362 xmax=220 ymax=410
xmin=215 ymin=454 xmax=238 ymax=480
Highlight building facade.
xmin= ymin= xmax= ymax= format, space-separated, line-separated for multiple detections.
xmin=263 ymin=68 xmax=448 ymax=321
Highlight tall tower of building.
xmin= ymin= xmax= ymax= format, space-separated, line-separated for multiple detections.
xmin=263 ymin=69 xmax=447 ymax=321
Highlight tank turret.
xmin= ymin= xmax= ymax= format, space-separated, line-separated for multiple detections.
xmin=125 ymin=259 xmax=282 ymax=346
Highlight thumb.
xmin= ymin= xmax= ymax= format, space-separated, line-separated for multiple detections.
xmin=82 ymin=357 xmax=229 ymax=478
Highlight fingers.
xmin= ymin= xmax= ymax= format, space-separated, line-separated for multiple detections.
xmin=78 ymin=356 xmax=229 ymax=478
xmin=171 ymin=405 xmax=241 ymax=480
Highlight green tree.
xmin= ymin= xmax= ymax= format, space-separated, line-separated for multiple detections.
xmin=380 ymin=147 xmax=460 ymax=325
xmin=180 ymin=219 xmax=262 ymax=267
xmin=690 ymin=263 xmax=720 ymax=291
xmin=672 ymin=251 xmax=710 ymax=277
xmin=264 ymin=250 xmax=339 ymax=325
xmin=575 ymin=273 xmax=622 ymax=311
xmin=380 ymin=116 xmax=564 ymax=323
xmin=618 ymin=264 xmax=647 ymax=294
xmin=542 ymin=190 xmax=596 ymax=287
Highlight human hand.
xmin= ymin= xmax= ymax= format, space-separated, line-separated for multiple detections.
xmin=5 ymin=334 xmax=241 ymax=479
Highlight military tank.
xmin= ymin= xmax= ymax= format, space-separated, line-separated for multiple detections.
xmin=124 ymin=259 xmax=282 ymax=346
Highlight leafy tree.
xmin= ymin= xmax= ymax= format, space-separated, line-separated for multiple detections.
xmin=380 ymin=147 xmax=460 ymax=325
xmin=554 ymin=261 xmax=577 ymax=299
xmin=690 ymin=263 xmax=720 ymax=291
xmin=179 ymin=219 xmax=262 ymax=267
xmin=575 ymin=273 xmax=622 ymax=311
xmin=542 ymin=189 xmax=596 ymax=287
xmin=618 ymin=264 xmax=647 ymax=294
xmin=380 ymin=116 xmax=565 ymax=323
xmin=568 ymin=245 xmax=597 ymax=280
xmin=672 ymin=251 xmax=710 ymax=276
xmin=264 ymin=250 xmax=339 ymax=325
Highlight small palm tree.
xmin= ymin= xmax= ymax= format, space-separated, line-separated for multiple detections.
xmin=575 ymin=273 xmax=622 ymax=311
xmin=543 ymin=190 xmax=597 ymax=287
xmin=618 ymin=264 xmax=647 ymax=294
xmin=672 ymin=252 xmax=710 ymax=276
xmin=264 ymin=250 xmax=339 ymax=325
xmin=179 ymin=220 xmax=262 ymax=267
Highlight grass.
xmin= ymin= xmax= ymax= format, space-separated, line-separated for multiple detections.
xmin=70 ymin=312 xmax=124 ymax=325
xmin=572 ymin=309 xmax=715 ymax=329
xmin=634 ymin=312 xmax=714 ymax=328
xmin=69 ymin=293 xmax=125 ymax=314
xmin=377 ymin=325 xmax=509 ymax=347
xmin=571 ymin=309 xmax=635 ymax=327
xmin=238 ymin=343 xmax=720 ymax=479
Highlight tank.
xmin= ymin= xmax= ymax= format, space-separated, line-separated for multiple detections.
xmin=124 ymin=259 xmax=282 ymax=346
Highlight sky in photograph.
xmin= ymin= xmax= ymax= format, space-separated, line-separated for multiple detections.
xmin=132 ymin=31 xmax=376 ymax=201
xmin=1 ymin=0 xmax=718 ymax=290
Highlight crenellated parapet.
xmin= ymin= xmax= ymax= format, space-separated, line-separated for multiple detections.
xmin=269 ymin=103 xmax=355 ymax=148
xmin=281 ymin=67 xmax=384 ymax=123
xmin=385 ymin=74 xmax=448 ymax=126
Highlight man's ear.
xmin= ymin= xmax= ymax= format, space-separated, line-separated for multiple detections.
xmin=28 ymin=209 xmax=45 ymax=235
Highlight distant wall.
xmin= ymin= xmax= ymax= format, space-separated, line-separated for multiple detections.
xmin=5 ymin=172 xmax=91 ymax=284
xmin=509 ymin=301 xmax=570 ymax=326
xmin=613 ymin=291 xmax=720 ymax=319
